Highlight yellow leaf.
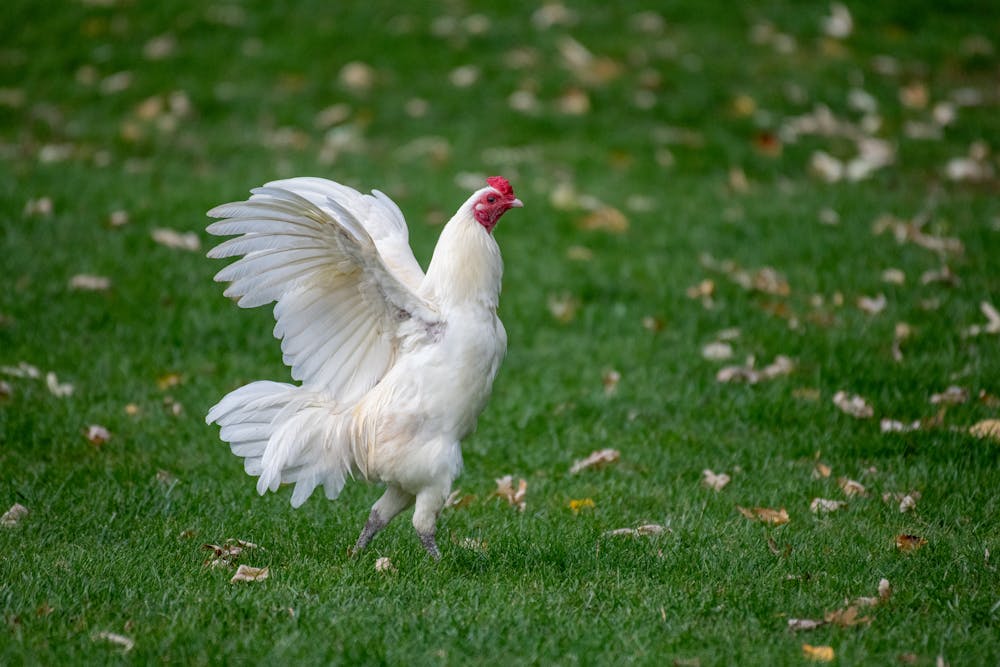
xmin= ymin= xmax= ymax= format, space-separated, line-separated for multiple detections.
xmin=568 ymin=498 xmax=595 ymax=514
xmin=802 ymin=644 xmax=835 ymax=661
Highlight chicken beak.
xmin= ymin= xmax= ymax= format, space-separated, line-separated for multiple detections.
xmin=509 ymin=198 xmax=524 ymax=209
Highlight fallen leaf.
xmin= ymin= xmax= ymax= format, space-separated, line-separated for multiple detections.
xmin=802 ymin=644 xmax=835 ymax=662
xmin=69 ymin=274 xmax=111 ymax=291
xmin=94 ymin=631 xmax=134 ymax=652
xmin=813 ymin=463 xmax=832 ymax=479
xmin=895 ymin=534 xmax=927 ymax=552
xmin=152 ymin=228 xmax=201 ymax=251
xmin=686 ymin=279 xmax=715 ymax=300
xmin=892 ymin=322 xmax=912 ymax=362
xmin=202 ymin=538 xmax=262 ymax=566
xmin=737 ymin=506 xmax=789 ymax=525
xmin=881 ymin=268 xmax=906 ymax=285
xmin=547 ymin=292 xmax=579 ymax=323
xmin=24 ymin=196 xmax=54 ymax=216
xmin=964 ymin=302 xmax=1000 ymax=337
xmin=702 ymin=469 xmax=731 ymax=491
xmin=603 ymin=524 xmax=669 ymax=538
xmin=566 ymin=245 xmax=593 ymax=261
xmin=0 ymin=380 xmax=10 ymax=399
xmin=156 ymin=373 xmax=183 ymax=390
xmin=579 ymin=207 xmax=628 ymax=233
xmin=969 ymin=419 xmax=1000 ymax=442
xmin=810 ymin=498 xmax=847 ymax=514
xmin=456 ymin=536 xmax=488 ymax=553
xmin=1 ymin=362 xmax=40 ymax=379
xmin=789 ymin=618 xmax=825 ymax=632
xmin=825 ymin=605 xmax=871 ymax=627
xmin=445 ymin=489 xmax=475 ymax=509
xmin=880 ymin=418 xmax=920 ymax=433
xmin=833 ymin=391 xmax=873 ymax=418
xmin=701 ymin=342 xmax=733 ymax=361
xmin=602 ymin=369 xmax=621 ymax=396
xmin=1 ymin=503 xmax=28 ymax=527
xmin=339 ymin=61 xmax=376 ymax=92
xmin=872 ymin=214 xmax=964 ymax=256
xmin=821 ymin=3 xmax=853 ymax=38
xmin=570 ymin=448 xmax=620 ymax=474
xmin=374 ymin=557 xmax=396 ymax=573
xmin=85 ymin=424 xmax=111 ymax=445
xmin=568 ymin=498 xmax=595 ymax=514
xmin=448 ymin=65 xmax=479 ymax=88
xmin=857 ymin=293 xmax=887 ymax=315
xmin=717 ymin=355 xmax=794 ymax=384
xmin=494 ymin=475 xmax=527 ymax=511
xmin=230 ymin=564 xmax=269 ymax=582
xmin=879 ymin=578 xmax=892 ymax=602
xmin=45 ymin=372 xmax=74 ymax=397
xmin=837 ymin=477 xmax=867 ymax=497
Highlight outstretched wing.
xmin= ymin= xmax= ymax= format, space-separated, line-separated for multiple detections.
xmin=206 ymin=178 xmax=438 ymax=403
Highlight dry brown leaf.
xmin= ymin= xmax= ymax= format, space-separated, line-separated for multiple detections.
xmin=546 ymin=293 xmax=579 ymax=323
xmin=152 ymin=228 xmax=201 ymax=251
xmin=837 ymin=477 xmax=867 ymax=497
xmin=230 ymin=564 xmax=269 ymax=583
xmin=802 ymin=644 xmax=835 ymax=662
xmin=702 ymin=469 xmax=731 ymax=491
xmin=568 ymin=498 xmax=595 ymax=514
xmin=895 ymin=534 xmax=927 ymax=552
xmin=810 ymin=498 xmax=847 ymax=514
xmin=602 ymin=369 xmax=621 ymax=396
xmin=833 ymin=391 xmax=873 ymax=418
xmin=69 ymin=274 xmax=111 ymax=291
xmin=95 ymin=631 xmax=134 ymax=652
xmin=685 ymin=279 xmax=715 ymax=300
xmin=821 ymin=3 xmax=853 ymax=38
xmin=374 ymin=557 xmax=396 ymax=573
xmin=969 ymin=419 xmax=1000 ymax=442
xmin=202 ymin=538 xmax=262 ymax=566
xmin=813 ymin=463 xmax=832 ymax=479
xmin=825 ymin=605 xmax=871 ymax=627
xmin=494 ymin=475 xmax=527 ymax=511
xmin=880 ymin=418 xmax=920 ymax=433
xmin=579 ymin=207 xmax=628 ymax=233
xmin=445 ymin=489 xmax=475 ymax=509
xmin=737 ymin=506 xmax=789 ymax=525
xmin=85 ymin=424 xmax=111 ymax=445
xmin=1 ymin=503 xmax=28 ymax=528
xmin=570 ymin=448 xmax=620 ymax=474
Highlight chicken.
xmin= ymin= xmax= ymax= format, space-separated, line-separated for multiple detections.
xmin=205 ymin=176 xmax=521 ymax=558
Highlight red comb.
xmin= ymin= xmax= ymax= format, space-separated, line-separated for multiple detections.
xmin=486 ymin=176 xmax=515 ymax=199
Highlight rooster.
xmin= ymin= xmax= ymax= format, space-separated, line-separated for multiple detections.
xmin=205 ymin=176 xmax=521 ymax=558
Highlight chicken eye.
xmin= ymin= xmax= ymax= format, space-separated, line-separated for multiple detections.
xmin=487 ymin=196 xmax=496 ymax=203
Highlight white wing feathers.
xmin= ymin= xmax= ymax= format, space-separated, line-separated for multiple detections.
xmin=207 ymin=178 xmax=438 ymax=402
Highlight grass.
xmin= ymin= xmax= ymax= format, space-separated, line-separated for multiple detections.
xmin=2 ymin=0 xmax=999 ymax=664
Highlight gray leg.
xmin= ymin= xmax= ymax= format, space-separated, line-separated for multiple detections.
xmin=412 ymin=489 xmax=448 ymax=560
xmin=351 ymin=485 xmax=414 ymax=555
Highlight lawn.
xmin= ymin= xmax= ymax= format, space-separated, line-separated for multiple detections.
xmin=2 ymin=1 xmax=999 ymax=664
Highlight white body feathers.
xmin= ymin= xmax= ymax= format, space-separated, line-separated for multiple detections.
xmin=205 ymin=177 xmax=511 ymax=553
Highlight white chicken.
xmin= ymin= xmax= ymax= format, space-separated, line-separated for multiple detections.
xmin=205 ymin=176 xmax=521 ymax=558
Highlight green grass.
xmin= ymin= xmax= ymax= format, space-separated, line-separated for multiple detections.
xmin=2 ymin=1 xmax=999 ymax=664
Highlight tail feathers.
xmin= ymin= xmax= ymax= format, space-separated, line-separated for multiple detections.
xmin=206 ymin=380 xmax=355 ymax=507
